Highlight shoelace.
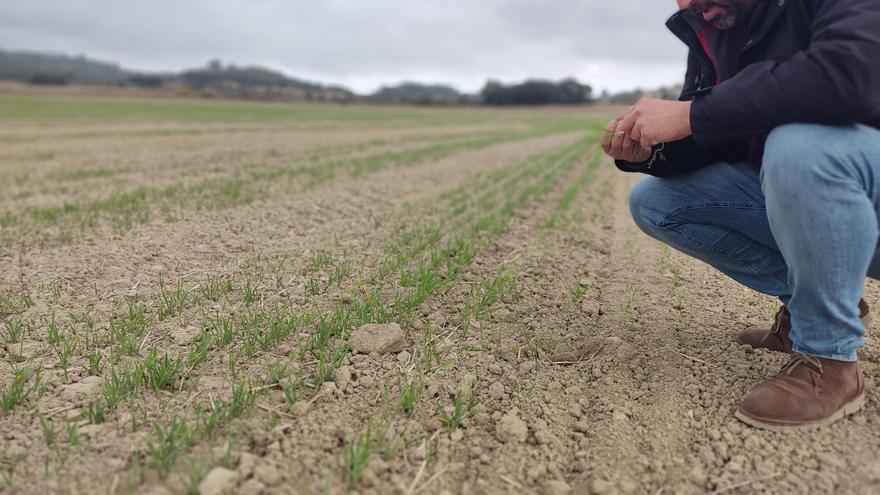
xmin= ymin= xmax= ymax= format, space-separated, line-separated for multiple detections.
xmin=781 ymin=353 xmax=824 ymax=377
xmin=769 ymin=306 xmax=788 ymax=335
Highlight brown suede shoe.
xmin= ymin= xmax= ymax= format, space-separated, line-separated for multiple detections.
xmin=735 ymin=354 xmax=865 ymax=431
xmin=736 ymin=300 xmax=871 ymax=353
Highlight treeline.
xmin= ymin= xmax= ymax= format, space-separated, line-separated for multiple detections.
xmin=0 ymin=48 xmax=681 ymax=106
xmin=367 ymin=83 xmax=478 ymax=105
xmin=481 ymin=79 xmax=592 ymax=106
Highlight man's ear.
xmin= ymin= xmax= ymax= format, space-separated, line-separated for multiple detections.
xmin=677 ymin=0 xmax=692 ymax=10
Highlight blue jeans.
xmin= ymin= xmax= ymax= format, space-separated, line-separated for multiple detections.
xmin=629 ymin=123 xmax=880 ymax=362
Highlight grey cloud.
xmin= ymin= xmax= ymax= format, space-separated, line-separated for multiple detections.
xmin=0 ymin=0 xmax=689 ymax=93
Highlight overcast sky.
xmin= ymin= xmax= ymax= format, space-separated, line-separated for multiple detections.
xmin=0 ymin=0 xmax=689 ymax=94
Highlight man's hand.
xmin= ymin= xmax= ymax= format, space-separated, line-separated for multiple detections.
xmin=618 ymin=98 xmax=693 ymax=147
xmin=601 ymin=116 xmax=653 ymax=163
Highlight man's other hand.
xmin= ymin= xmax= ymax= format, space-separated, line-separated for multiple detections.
xmin=601 ymin=116 xmax=653 ymax=163
xmin=618 ymin=98 xmax=693 ymax=147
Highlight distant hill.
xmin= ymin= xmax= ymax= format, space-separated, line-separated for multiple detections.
xmin=0 ymin=50 xmax=353 ymax=102
xmin=178 ymin=60 xmax=354 ymax=102
xmin=0 ymin=49 xmax=129 ymax=85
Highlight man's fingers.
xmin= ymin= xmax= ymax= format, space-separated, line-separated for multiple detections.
xmin=618 ymin=113 xmax=636 ymax=138
xmin=620 ymin=132 xmax=633 ymax=158
xmin=605 ymin=118 xmax=618 ymax=132
xmin=601 ymin=119 xmax=617 ymax=150
xmin=610 ymin=127 xmax=626 ymax=157
xmin=631 ymin=122 xmax=643 ymax=144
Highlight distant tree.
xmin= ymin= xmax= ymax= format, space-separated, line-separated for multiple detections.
xmin=369 ymin=82 xmax=464 ymax=105
xmin=128 ymin=74 xmax=164 ymax=88
xmin=480 ymin=78 xmax=592 ymax=106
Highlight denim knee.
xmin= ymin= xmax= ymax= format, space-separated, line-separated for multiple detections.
xmin=761 ymin=123 xmax=847 ymax=195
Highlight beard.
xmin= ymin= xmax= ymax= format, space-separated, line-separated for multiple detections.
xmin=688 ymin=0 xmax=755 ymax=29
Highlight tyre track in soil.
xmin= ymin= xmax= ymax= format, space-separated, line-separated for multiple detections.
xmin=567 ymin=171 xmax=695 ymax=494
xmin=417 ymin=159 xmax=697 ymax=494
xmin=369 ymin=150 xmax=617 ymax=494
xmin=567 ymin=171 xmax=880 ymax=494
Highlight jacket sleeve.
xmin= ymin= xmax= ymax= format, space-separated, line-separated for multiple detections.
xmin=615 ymin=137 xmax=720 ymax=178
xmin=690 ymin=0 xmax=880 ymax=147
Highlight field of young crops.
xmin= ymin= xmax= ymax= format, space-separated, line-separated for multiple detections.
xmin=1 ymin=92 xmax=879 ymax=494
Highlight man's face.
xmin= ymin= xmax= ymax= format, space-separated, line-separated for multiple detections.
xmin=682 ymin=0 xmax=755 ymax=29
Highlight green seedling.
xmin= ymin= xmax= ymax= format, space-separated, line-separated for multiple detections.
xmin=186 ymin=329 xmax=212 ymax=367
xmin=157 ymin=276 xmax=189 ymax=321
xmin=2 ymin=318 xmax=26 ymax=344
xmin=282 ymin=375 xmax=302 ymax=409
xmin=146 ymin=418 xmax=193 ymax=479
xmin=86 ymin=352 xmax=104 ymax=376
xmin=40 ymin=417 xmax=56 ymax=446
xmin=438 ymin=390 xmax=478 ymax=431
xmin=86 ymin=399 xmax=105 ymax=424
xmin=195 ymin=403 xmax=223 ymax=437
xmin=375 ymin=422 xmax=408 ymax=462
xmin=397 ymin=374 xmax=424 ymax=416
xmin=66 ymin=421 xmax=80 ymax=447
xmin=143 ymin=349 xmax=183 ymax=391
xmin=227 ymin=381 xmax=256 ymax=418
xmin=208 ymin=316 xmax=235 ymax=347
xmin=571 ymin=283 xmax=587 ymax=301
xmin=306 ymin=278 xmax=321 ymax=296
xmin=1 ymin=367 xmax=41 ymax=413
xmin=242 ymin=276 xmax=259 ymax=306
xmin=49 ymin=281 xmax=63 ymax=302
xmin=181 ymin=457 xmax=207 ymax=495
xmin=341 ymin=424 xmax=374 ymax=490
xmin=328 ymin=261 xmax=351 ymax=287
xmin=102 ymin=365 xmax=144 ymax=408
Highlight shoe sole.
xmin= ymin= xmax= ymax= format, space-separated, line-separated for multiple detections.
xmin=734 ymin=392 xmax=865 ymax=432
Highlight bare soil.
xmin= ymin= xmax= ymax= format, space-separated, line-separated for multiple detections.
xmin=1 ymin=94 xmax=878 ymax=495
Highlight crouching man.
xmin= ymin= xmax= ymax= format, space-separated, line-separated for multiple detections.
xmin=602 ymin=0 xmax=880 ymax=430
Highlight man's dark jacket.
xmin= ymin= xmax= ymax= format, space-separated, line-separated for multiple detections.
xmin=617 ymin=0 xmax=880 ymax=177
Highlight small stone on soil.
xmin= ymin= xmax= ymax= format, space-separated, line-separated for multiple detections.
xmin=488 ymin=381 xmax=505 ymax=399
xmin=334 ymin=366 xmax=353 ymax=391
xmin=238 ymin=479 xmax=266 ymax=495
xmin=348 ymin=323 xmax=406 ymax=354
xmin=198 ymin=467 xmax=238 ymax=495
xmin=254 ymin=463 xmax=283 ymax=486
xmin=496 ymin=410 xmax=528 ymax=443
xmin=61 ymin=376 xmax=102 ymax=399
xmin=544 ymin=479 xmax=573 ymax=495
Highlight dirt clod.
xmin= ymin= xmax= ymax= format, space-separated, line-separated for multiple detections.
xmin=198 ymin=467 xmax=238 ymax=495
xmin=544 ymin=479 xmax=573 ymax=495
xmin=495 ymin=410 xmax=528 ymax=443
xmin=348 ymin=323 xmax=406 ymax=354
xmin=334 ymin=366 xmax=353 ymax=391
xmin=61 ymin=376 xmax=102 ymax=400
xmin=253 ymin=462 xmax=283 ymax=486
